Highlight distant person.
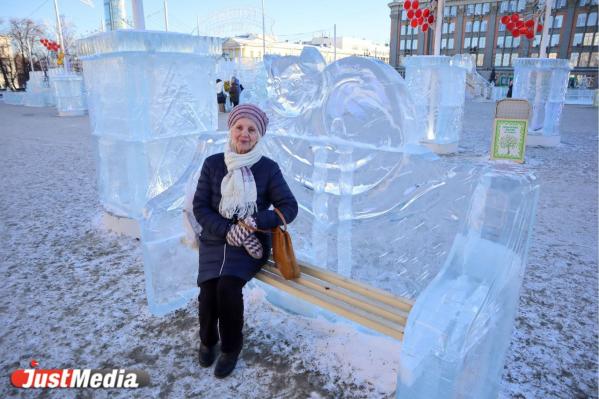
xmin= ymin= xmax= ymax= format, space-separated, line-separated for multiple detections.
xmin=507 ymin=79 xmax=513 ymax=98
xmin=216 ymin=79 xmax=226 ymax=113
xmin=228 ymin=77 xmax=244 ymax=108
xmin=489 ymin=68 xmax=496 ymax=85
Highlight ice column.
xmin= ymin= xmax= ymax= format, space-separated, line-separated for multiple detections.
xmin=311 ymin=144 xmax=330 ymax=265
xmin=77 ymin=31 xmax=222 ymax=219
xmin=403 ymin=55 xmax=468 ymax=154
xmin=513 ymin=58 xmax=570 ymax=147
xmin=52 ymin=74 xmax=87 ymax=116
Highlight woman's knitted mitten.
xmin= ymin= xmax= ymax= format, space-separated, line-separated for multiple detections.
xmin=226 ymin=222 xmax=252 ymax=247
xmin=243 ymin=234 xmax=263 ymax=259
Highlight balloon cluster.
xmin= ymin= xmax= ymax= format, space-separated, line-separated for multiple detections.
xmin=500 ymin=13 xmax=543 ymax=40
xmin=39 ymin=38 xmax=60 ymax=52
xmin=404 ymin=0 xmax=435 ymax=32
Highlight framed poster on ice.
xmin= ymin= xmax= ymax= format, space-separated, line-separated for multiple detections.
xmin=490 ymin=118 xmax=528 ymax=163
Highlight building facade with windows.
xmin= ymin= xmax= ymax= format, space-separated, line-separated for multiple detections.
xmin=223 ymin=34 xmax=389 ymax=64
xmin=389 ymin=0 xmax=598 ymax=87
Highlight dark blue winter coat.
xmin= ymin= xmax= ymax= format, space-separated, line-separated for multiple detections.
xmin=192 ymin=153 xmax=298 ymax=285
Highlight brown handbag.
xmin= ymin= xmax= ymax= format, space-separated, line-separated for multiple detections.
xmin=270 ymin=208 xmax=300 ymax=280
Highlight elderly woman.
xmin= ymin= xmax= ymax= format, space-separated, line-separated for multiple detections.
xmin=192 ymin=104 xmax=298 ymax=378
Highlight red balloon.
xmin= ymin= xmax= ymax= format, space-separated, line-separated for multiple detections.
xmin=404 ymin=1 xmax=411 ymax=10
xmin=519 ymin=26 xmax=528 ymax=34
xmin=512 ymin=29 xmax=521 ymax=37
xmin=526 ymin=31 xmax=535 ymax=40
xmin=536 ymin=24 xmax=543 ymax=32
xmin=415 ymin=9 xmax=422 ymax=18
xmin=407 ymin=9 xmax=415 ymax=19
xmin=516 ymin=20 xmax=524 ymax=28
xmin=418 ymin=16 xmax=424 ymax=25
xmin=412 ymin=0 xmax=419 ymax=9
xmin=411 ymin=19 xmax=418 ymax=28
xmin=423 ymin=8 xmax=430 ymax=17
xmin=511 ymin=13 xmax=520 ymax=22
xmin=428 ymin=15 xmax=435 ymax=24
xmin=525 ymin=19 xmax=535 ymax=28
xmin=506 ymin=22 xmax=515 ymax=31
xmin=501 ymin=15 xmax=510 ymax=25
xmin=422 ymin=23 xmax=429 ymax=31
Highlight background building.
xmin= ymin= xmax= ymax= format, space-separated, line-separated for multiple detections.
xmin=223 ymin=34 xmax=389 ymax=64
xmin=389 ymin=0 xmax=598 ymax=87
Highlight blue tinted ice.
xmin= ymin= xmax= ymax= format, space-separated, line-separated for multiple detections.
xmin=51 ymin=74 xmax=87 ymax=116
xmin=78 ymin=31 xmax=219 ymax=218
xmin=403 ymin=55 xmax=468 ymax=145
xmin=24 ymin=71 xmax=54 ymax=107
xmin=140 ymin=48 xmax=539 ymax=399
xmin=513 ymin=58 xmax=570 ymax=136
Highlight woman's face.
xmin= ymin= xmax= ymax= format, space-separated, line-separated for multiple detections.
xmin=230 ymin=117 xmax=260 ymax=154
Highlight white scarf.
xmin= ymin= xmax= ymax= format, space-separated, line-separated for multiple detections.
xmin=219 ymin=140 xmax=264 ymax=219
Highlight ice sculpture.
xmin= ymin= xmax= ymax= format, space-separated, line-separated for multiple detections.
xmin=51 ymin=74 xmax=87 ymax=116
xmin=513 ymin=58 xmax=570 ymax=147
xmin=24 ymin=71 xmax=55 ymax=107
xmin=397 ymin=170 xmax=538 ymax=398
xmin=403 ymin=55 xmax=470 ymax=154
xmin=2 ymin=91 xmax=25 ymax=105
xmin=141 ymin=48 xmax=539 ymax=399
xmin=77 ymin=30 xmax=223 ymax=219
xmin=141 ymin=131 xmax=228 ymax=314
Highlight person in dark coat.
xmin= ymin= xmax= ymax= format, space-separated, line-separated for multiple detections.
xmin=506 ymin=79 xmax=513 ymax=98
xmin=228 ymin=76 xmax=243 ymax=108
xmin=192 ymin=103 xmax=298 ymax=378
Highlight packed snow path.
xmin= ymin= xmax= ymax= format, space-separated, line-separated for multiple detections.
xmin=0 ymin=101 xmax=596 ymax=398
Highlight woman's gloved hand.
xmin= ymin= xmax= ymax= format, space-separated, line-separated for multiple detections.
xmin=225 ymin=216 xmax=257 ymax=247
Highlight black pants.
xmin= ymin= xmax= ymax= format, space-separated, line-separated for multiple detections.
xmin=198 ymin=276 xmax=247 ymax=354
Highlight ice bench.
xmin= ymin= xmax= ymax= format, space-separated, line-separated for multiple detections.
xmin=256 ymin=259 xmax=414 ymax=341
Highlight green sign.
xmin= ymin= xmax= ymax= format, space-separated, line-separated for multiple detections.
xmin=491 ymin=118 xmax=528 ymax=163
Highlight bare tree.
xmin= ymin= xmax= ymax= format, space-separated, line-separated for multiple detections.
xmin=5 ymin=18 xmax=46 ymax=88
xmin=53 ymin=16 xmax=78 ymax=55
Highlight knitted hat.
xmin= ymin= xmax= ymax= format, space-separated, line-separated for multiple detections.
xmin=227 ymin=104 xmax=269 ymax=136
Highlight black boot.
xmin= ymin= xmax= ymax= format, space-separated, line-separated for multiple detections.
xmin=198 ymin=343 xmax=217 ymax=368
xmin=214 ymin=351 xmax=239 ymax=378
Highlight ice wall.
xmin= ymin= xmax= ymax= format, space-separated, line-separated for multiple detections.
xmin=77 ymin=31 xmax=223 ymax=219
xmin=513 ymin=58 xmax=570 ymax=137
xmin=52 ymin=74 xmax=87 ymax=116
xmin=24 ymin=71 xmax=54 ymax=107
xmin=403 ymin=55 xmax=469 ymax=147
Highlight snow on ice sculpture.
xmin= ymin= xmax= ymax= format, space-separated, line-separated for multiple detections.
xmin=513 ymin=58 xmax=570 ymax=147
xmin=51 ymin=74 xmax=87 ymax=116
xmin=77 ymin=30 xmax=223 ymax=219
xmin=403 ymin=55 xmax=470 ymax=154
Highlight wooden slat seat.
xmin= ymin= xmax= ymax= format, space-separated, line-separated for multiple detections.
xmin=255 ymin=260 xmax=414 ymax=341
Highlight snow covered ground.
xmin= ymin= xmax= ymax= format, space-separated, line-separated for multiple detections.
xmin=0 ymin=101 xmax=597 ymax=398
